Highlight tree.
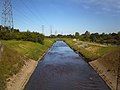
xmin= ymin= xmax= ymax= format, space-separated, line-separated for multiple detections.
xmin=81 ymin=31 xmax=91 ymax=41
xmin=75 ymin=32 xmax=79 ymax=39
xmin=85 ymin=31 xmax=90 ymax=37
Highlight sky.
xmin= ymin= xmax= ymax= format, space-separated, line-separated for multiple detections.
xmin=0 ymin=0 xmax=120 ymax=35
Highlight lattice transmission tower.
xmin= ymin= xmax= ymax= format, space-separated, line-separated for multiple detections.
xmin=1 ymin=0 xmax=14 ymax=29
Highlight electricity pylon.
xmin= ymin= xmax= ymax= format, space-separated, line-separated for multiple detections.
xmin=1 ymin=0 xmax=14 ymax=29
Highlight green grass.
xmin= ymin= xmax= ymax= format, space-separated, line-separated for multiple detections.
xmin=63 ymin=38 xmax=118 ymax=62
xmin=2 ymin=38 xmax=55 ymax=60
xmin=97 ymin=48 xmax=120 ymax=71
xmin=0 ymin=46 xmax=26 ymax=90
xmin=0 ymin=38 xmax=55 ymax=90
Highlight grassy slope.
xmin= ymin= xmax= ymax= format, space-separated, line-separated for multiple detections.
xmin=2 ymin=38 xmax=55 ymax=60
xmin=0 ymin=38 xmax=55 ymax=90
xmin=0 ymin=46 xmax=27 ymax=90
xmin=96 ymin=48 xmax=120 ymax=75
xmin=63 ymin=38 xmax=118 ymax=62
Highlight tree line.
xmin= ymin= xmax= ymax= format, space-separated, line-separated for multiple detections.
xmin=0 ymin=25 xmax=119 ymax=45
xmin=75 ymin=31 xmax=120 ymax=45
xmin=0 ymin=25 xmax=44 ymax=44
xmin=49 ymin=31 xmax=120 ymax=45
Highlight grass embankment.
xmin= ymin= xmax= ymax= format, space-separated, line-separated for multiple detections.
xmin=3 ymin=38 xmax=55 ymax=60
xmin=0 ymin=45 xmax=26 ymax=90
xmin=0 ymin=38 xmax=55 ymax=90
xmin=63 ymin=38 xmax=118 ymax=62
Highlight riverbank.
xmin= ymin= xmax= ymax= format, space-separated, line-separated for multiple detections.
xmin=6 ymin=59 xmax=38 ymax=90
xmin=89 ymin=48 xmax=120 ymax=90
xmin=0 ymin=38 xmax=55 ymax=90
xmin=64 ymin=38 xmax=120 ymax=90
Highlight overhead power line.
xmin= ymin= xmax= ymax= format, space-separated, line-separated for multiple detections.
xmin=20 ymin=0 xmax=48 ymax=25
xmin=1 ymin=0 xmax=14 ymax=29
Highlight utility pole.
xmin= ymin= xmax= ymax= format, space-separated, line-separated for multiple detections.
xmin=61 ymin=31 xmax=63 ymax=35
xmin=1 ymin=0 xmax=14 ymax=29
xmin=55 ymin=30 xmax=57 ymax=36
xmin=50 ymin=26 xmax=52 ymax=35
xmin=41 ymin=25 xmax=44 ymax=35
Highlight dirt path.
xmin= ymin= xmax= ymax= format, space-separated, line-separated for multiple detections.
xmin=6 ymin=59 xmax=38 ymax=90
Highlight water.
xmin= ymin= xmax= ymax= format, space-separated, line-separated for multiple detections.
xmin=25 ymin=41 xmax=110 ymax=90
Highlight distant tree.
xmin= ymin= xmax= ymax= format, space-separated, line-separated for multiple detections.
xmin=67 ymin=34 xmax=74 ymax=38
xmin=118 ymin=31 xmax=120 ymax=39
xmin=90 ymin=34 xmax=97 ymax=42
xmin=118 ymin=31 xmax=120 ymax=35
xmin=57 ymin=34 xmax=63 ymax=38
xmin=85 ymin=31 xmax=90 ymax=37
xmin=75 ymin=32 xmax=79 ymax=39
xmin=80 ymin=31 xmax=91 ymax=41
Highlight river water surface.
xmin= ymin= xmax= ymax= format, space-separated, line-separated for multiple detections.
xmin=25 ymin=41 xmax=110 ymax=90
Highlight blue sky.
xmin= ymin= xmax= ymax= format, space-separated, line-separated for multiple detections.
xmin=0 ymin=0 xmax=120 ymax=35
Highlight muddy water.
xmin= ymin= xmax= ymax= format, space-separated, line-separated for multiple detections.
xmin=25 ymin=41 xmax=110 ymax=90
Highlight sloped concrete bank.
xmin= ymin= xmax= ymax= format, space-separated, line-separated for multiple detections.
xmin=6 ymin=47 xmax=52 ymax=90
xmin=90 ymin=60 xmax=119 ymax=90
xmin=6 ymin=59 xmax=38 ymax=90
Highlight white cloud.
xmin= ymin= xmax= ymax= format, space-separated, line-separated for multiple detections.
xmin=70 ymin=0 xmax=120 ymax=13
